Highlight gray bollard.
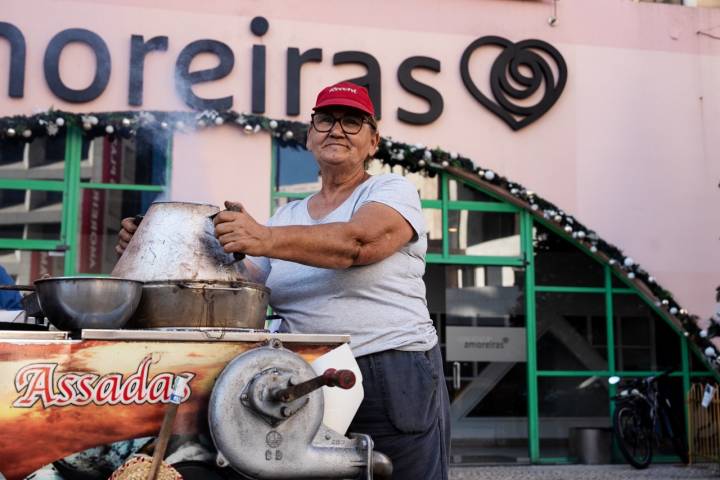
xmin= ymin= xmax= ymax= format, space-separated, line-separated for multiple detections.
xmin=569 ymin=427 xmax=612 ymax=464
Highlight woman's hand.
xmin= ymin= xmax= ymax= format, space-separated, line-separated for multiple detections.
xmin=115 ymin=217 xmax=139 ymax=256
xmin=214 ymin=201 xmax=274 ymax=257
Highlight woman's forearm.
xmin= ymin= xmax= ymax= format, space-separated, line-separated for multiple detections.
xmin=265 ymin=223 xmax=364 ymax=269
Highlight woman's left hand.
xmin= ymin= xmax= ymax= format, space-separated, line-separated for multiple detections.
xmin=213 ymin=201 xmax=273 ymax=257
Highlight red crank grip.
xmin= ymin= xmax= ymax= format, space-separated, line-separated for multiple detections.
xmin=322 ymin=368 xmax=356 ymax=390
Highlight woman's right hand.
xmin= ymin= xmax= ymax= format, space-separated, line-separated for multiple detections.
xmin=115 ymin=217 xmax=139 ymax=256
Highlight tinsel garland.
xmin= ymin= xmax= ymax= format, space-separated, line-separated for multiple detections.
xmin=1 ymin=108 xmax=718 ymax=369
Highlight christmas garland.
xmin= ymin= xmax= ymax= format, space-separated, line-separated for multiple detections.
xmin=2 ymin=108 xmax=718 ymax=370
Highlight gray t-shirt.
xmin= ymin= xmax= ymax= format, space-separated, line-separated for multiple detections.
xmin=248 ymin=173 xmax=437 ymax=357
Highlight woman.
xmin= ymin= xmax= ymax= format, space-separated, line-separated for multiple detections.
xmin=118 ymin=82 xmax=450 ymax=479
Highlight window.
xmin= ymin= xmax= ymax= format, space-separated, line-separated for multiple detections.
xmin=448 ymin=210 xmax=520 ymax=257
xmin=449 ymin=178 xmax=499 ymax=203
xmin=0 ymin=248 xmax=66 ymax=284
xmin=536 ymin=293 xmax=608 ymax=371
xmin=538 ymin=376 xmax=610 ymax=458
xmin=75 ymin=130 xmax=170 ymax=274
xmin=81 ymin=130 xmax=169 ymax=186
xmin=613 ymin=294 xmax=681 ymax=371
xmin=275 ymin=144 xmax=319 ymax=192
xmin=0 ymin=134 xmax=68 ymax=181
xmin=0 ymin=125 xmax=171 ymax=279
xmin=534 ymin=224 xmax=604 ymax=287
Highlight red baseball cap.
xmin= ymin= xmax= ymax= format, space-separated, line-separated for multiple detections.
xmin=313 ymin=82 xmax=375 ymax=117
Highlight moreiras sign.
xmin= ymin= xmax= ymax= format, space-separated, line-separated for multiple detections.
xmin=446 ymin=326 xmax=527 ymax=362
xmin=0 ymin=17 xmax=567 ymax=130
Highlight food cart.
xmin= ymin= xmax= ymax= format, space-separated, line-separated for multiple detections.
xmin=0 ymin=202 xmax=389 ymax=479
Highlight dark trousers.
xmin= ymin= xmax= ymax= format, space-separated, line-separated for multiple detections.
xmin=348 ymin=344 xmax=451 ymax=480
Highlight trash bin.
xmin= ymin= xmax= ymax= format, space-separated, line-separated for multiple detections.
xmin=569 ymin=427 xmax=612 ymax=464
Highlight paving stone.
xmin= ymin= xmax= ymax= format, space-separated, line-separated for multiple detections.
xmin=449 ymin=464 xmax=720 ymax=480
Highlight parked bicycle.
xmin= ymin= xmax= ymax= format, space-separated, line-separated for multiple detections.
xmin=609 ymin=370 xmax=689 ymax=469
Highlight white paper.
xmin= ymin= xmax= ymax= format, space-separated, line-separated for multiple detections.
xmin=265 ymin=317 xmax=282 ymax=333
xmin=0 ymin=310 xmax=25 ymax=323
xmin=702 ymin=384 xmax=715 ymax=409
xmin=310 ymin=343 xmax=364 ymax=435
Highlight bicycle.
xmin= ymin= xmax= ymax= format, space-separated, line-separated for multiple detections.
xmin=609 ymin=370 xmax=689 ymax=469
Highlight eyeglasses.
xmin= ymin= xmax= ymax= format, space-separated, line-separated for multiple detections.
xmin=311 ymin=112 xmax=372 ymax=135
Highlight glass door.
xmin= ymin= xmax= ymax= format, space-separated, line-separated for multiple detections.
xmin=425 ymin=264 xmax=529 ymax=464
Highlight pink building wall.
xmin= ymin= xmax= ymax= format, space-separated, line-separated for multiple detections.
xmin=0 ymin=0 xmax=718 ymax=316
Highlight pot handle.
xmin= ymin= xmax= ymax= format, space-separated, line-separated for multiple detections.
xmin=208 ymin=204 xmax=246 ymax=263
xmin=0 ymin=284 xmax=35 ymax=291
xmin=224 ymin=202 xmax=246 ymax=262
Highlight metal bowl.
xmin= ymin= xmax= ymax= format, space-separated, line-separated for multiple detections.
xmin=128 ymin=280 xmax=270 ymax=329
xmin=34 ymin=277 xmax=144 ymax=331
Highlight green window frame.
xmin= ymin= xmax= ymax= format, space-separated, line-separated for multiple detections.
xmin=0 ymin=125 xmax=171 ymax=276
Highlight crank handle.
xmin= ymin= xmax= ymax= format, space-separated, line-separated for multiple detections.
xmin=273 ymin=368 xmax=356 ymax=403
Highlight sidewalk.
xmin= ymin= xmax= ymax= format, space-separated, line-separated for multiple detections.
xmin=449 ymin=464 xmax=719 ymax=479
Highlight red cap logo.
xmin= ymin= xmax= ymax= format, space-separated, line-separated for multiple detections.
xmin=313 ymin=82 xmax=375 ymax=117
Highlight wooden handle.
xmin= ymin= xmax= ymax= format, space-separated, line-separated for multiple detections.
xmin=147 ymin=402 xmax=179 ymax=480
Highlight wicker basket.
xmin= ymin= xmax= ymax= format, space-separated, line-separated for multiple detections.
xmin=109 ymin=455 xmax=182 ymax=480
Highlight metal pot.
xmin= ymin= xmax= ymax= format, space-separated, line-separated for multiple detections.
xmin=22 ymin=277 xmax=143 ymax=331
xmin=128 ymin=280 xmax=270 ymax=329
xmin=111 ymin=202 xmax=247 ymax=282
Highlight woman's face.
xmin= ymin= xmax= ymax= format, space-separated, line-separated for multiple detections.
xmin=306 ymin=107 xmax=379 ymax=173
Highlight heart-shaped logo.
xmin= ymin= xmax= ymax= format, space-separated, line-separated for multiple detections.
xmin=460 ymin=36 xmax=567 ymax=131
